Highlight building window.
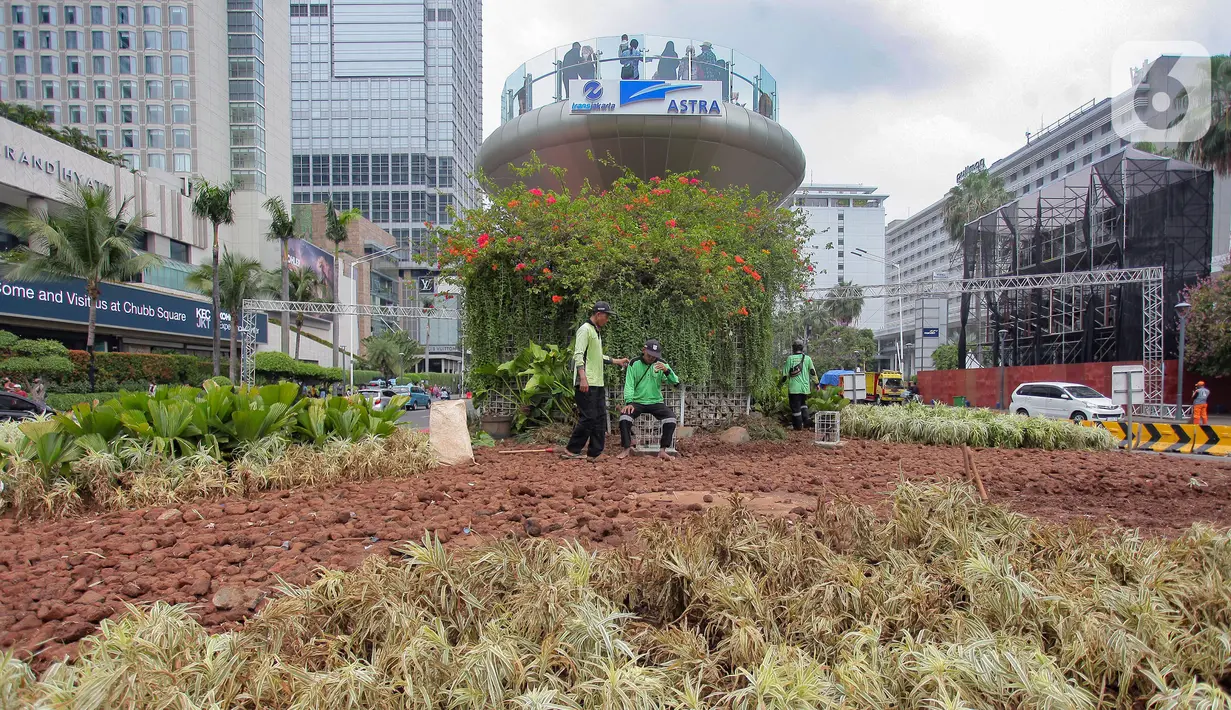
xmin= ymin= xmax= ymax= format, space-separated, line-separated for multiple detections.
xmin=173 ymin=128 xmax=190 ymax=148
xmin=1101 ymin=144 xmax=1112 ymax=156
xmin=173 ymin=153 xmax=191 ymax=172
xmin=147 ymin=152 xmax=165 ymax=170
xmin=1065 ymin=162 xmax=1075 ymax=173
xmin=410 ymin=154 xmax=426 ymax=184
xmin=94 ymin=104 xmax=110 ymax=123
xmin=37 ymin=4 xmax=54 ymax=23
xmin=1101 ymin=122 xmax=1112 ymax=135
xmin=64 ymin=30 xmax=81 ymax=49
xmin=142 ymin=5 xmax=161 ymax=25
xmin=292 ymin=156 xmax=309 ymax=186
xmin=89 ymin=5 xmax=106 ymax=24
xmin=64 ymin=5 xmax=79 ymax=23
xmin=65 ymin=55 xmax=82 ymax=74
xmin=331 ymin=154 xmax=349 ymax=186
xmin=1066 ymin=140 xmax=1076 ymax=153
xmin=67 ymin=79 xmax=83 ymax=98
xmin=1035 ymin=177 xmax=1044 ymax=188
xmin=438 ymin=157 xmax=453 ymax=188
xmin=90 ymin=29 xmax=107 ymax=49
xmin=145 ymin=79 xmax=163 ymax=98
xmin=311 ymin=155 xmax=329 ymax=185
xmin=13 ymin=57 xmax=30 ymax=76
xmin=1034 ymin=158 xmax=1044 ymax=169
xmin=116 ymin=5 xmax=132 ymax=24
xmin=120 ymin=104 xmax=134 ymax=122
xmin=91 ymin=55 xmax=108 ymax=73
xmin=168 ymin=240 xmax=189 ymax=263
xmin=68 ymin=104 xmax=83 ymax=122
xmin=121 ymin=129 xmax=135 ymax=147
xmin=1049 ymin=149 xmax=1059 ymax=161
xmin=144 ymin=55 xmax=162 ymax=73
xmin=371 ymin=154 xmax=390 ymax=185
xmin=169 ymin=6 xmax=186 ymax=25
xmin=290 ymin=4 xmax=308 ymax=17
xmin=143 ymin=30 xmax=160 ymax=50
xmin=371 ymin=192 xmax=389 ymax=222
xmin=170 ymin=55 xmax=188 ymax=74
xmin=352 ymin=191 xmax=369 ymax=219
xmin=41 ymin=79 xmax=56 ymax=98
xmin=391 ymin=154 xmax=409 ymax=184
xmin=411 ymin=191 xmax=426 ymax=221
xmin=837 ymin=212 xmax=844 ymax=221
xmin=310 ymin=4 xmax=328 ymax=16
xmin=93 ymin=79 xmax=109 ymax=98
xmin=119 ymin=79 xmax=135 ymax=98
xmin=171 ymin=79 xmax=188 ymax=98
xmin=41 ymin=104 xmax=58 ymax=123
xmin=1050 ymin=170 xmax=1059 ymax=180
xmin=146 ymin=104 xmax=164 ymax=123
xmin=118 ymin=55 xmax=135 ymax=74
xmin=1082 ymin=131 xmax=1092 ymax=144
xmin=12 ymin=5 xmax=28 ymax=23
xmin=38 ymin=30 xmax=55 ymax=49
xmin=39 ymin=55 xmax=57 ymax=74
xmin=94 ymin=129 xmax=111 ymax=147
xmin=352 ymin=154 xmax=369 ymax=185
xmin=13 ymin=30 xmax=29 ymax=49
xmin=837 ymin=225 xmax=844 ymax=234
xmin=171 ymin=104 xmax=189 ymax=123
xmin=392 ymin=191 xmax=409 ymax=221
xmin=170 ymin=30 xmax=187 ymax=50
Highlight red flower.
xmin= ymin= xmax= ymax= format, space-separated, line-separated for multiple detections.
xmin=552 ymin=295 xmax=563 ymax=303
xmin=491 ymin=263 xmax=498 ymax=271
xmin=524 ymin=275 xmax=534 ymax=283
xmin=739 ymin=306 xmax=750 ymax=316
xmin=546 ymin=195 xmax=557 ymax=205
xmin=507 ymin=199 xmax=521 ymax=208
xmin=666 ymin=218 xmax=677 ymax=228
xmin=528 ymin=188 xmax=544 ymax=196
xmin=477 ymin=233 xmax=490 ymax=248
xmin=650 ymin=176 xmax=661 ymax=183
xmin=807 ymin=265 xmax=815 ymax=273
xmin=515 ymin=262 xmax=526 ymax=271
xmin=542 ymin=267 xmax=551 ymax=274
xmin=690 ymin=178 xmax=701 ymax=185
xmin=734 ymin=255 xmax=745 ymax=264
xmin=678 ymin=176 xmax=689 ymax=185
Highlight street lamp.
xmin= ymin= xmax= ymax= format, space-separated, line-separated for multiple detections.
xmin=851 ymin=248 xmax=903 ymax=371
xmin=1175 ymin=301 xmax=1191 ymax=421
xmin=349 ymin=246 xmax=402 ymax=390
xmin=997 ymin=328 xmax=1008 ymax=410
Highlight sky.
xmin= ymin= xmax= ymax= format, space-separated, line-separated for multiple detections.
xmin=482 ymin=0 xmax=1230 ymax=221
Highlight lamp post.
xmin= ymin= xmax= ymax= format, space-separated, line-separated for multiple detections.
xmin=348 ymin=246 xmax=402 ymax=390
xmin=1175 ymin=301 xmax=1191 ymax=421
xmin=851 ymin=248 xmax=902 ymax=370
xmin=998 ymin=328 xmax=1008 ymax=410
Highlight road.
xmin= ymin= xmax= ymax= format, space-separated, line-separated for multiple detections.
xmin=398 ymin=406 xmax=431 ymax=430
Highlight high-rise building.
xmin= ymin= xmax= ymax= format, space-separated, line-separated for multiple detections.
xmin=790 ymin=184 xmax=888 ymax=333
xmin=289 ymin=0 xmax=482 ymax=267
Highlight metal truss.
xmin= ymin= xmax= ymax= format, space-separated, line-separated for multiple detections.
xmin=239 ymin=298 xmax=463 ymax=386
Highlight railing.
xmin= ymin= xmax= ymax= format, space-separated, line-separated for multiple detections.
xmin=142 ymin=261 xmax=195 ymax=292
xmin=501 ymin=35 xmax=779 ymax=124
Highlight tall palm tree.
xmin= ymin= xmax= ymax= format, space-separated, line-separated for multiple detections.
xmin=187 ymin=251 xmax=271 ymax=382
xmin=191 ymin=178 xmax=236 ymax=377
xmin=263 ymin=196 xmax=296 ymax=355
xmin=943 ymin=171 xmax=1010 ymax=369
xmin=1 ymin=184 xmax=161 ymax=391
xmin=826 ymin=282 xmax=865 ymax=326
xmin=324 ymin=201 xmax=362 ymax=368
xmin=1176 ymin=54 xmax=1230 ymax=176
xmin=285 ymin=265 xmax=326 ymax=360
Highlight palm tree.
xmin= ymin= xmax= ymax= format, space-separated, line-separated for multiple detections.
xmin=943 ymin=171 xmax=1010 ymax=369
xmin=362 ymin=330 xmax=423 ymax=380
xmin=324 ymin=201 xmax=362 ymax=368
xmin=187 ymin=251 xmax=271 ymax=382
xmin=285 ymin=265 xmax=326 ymax=360
xmin=1176 ymin=54 xmax=1230 ymax=176
xmin=826 ymin=283 xmax=865 ymax=326
xmin=191 ymin=178 xmax=236 ymax=377
xmin=263 ymin=196 xmax=295 ymax=355
xmin=0 ymin=184 xmax=161 ymax=391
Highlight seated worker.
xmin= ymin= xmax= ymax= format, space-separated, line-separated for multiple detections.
xmin=617 ymin=339 xmax=680 ymax=460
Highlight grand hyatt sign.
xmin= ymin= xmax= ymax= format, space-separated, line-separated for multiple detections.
xmin=2 ymin=144 xmax=105 ymax=189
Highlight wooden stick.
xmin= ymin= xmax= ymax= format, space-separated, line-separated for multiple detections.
xmin=497 ymin=447 xmax=554 ymax=455
xmin=964 ymin=445 xmax=989 ymax=501
xmin=962 ymin=446 xmax=972 ymax=483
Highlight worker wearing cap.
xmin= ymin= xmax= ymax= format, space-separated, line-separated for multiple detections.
xmin=1193 ymin=380 xmax=1210 ymax=426
xmin=563 ymin=302 xmax=630 ymax=460
xmin=617 ymin=339 xmax=681 ymax=460
xmin=780 ymin=339 xmax=817 ymax=431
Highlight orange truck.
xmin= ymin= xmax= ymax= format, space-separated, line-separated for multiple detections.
xmin=864 ymin=370 xmax=906 ymax=404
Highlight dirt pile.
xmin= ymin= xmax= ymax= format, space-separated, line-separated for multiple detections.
xmin=2 ymin=434 xmax=1229 ymax=668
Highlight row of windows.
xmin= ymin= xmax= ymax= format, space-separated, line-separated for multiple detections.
xmin=10 ymin=4 xmax=187 ymax=26
xmin=118 ymin=150 xmax=192 ymax=172
xmin=11 ymin=28 xmax=189 ymax=51
xmin=288 ymin=4 xmax=328 ymax=17
xmin=10 ymin=78 xmax=189 ymax=100
xmin=1006 ymin=121 xmax=1115 ymax=183
xmin=6 ymin=53 xmax=189 ymax=76
xmin=32 ymin=101 xmax=189 ymax=124
xmin=291 ymin=190 xmax=455 ymax=225
xmin=292 ymin=154 xmax=454 ymax=188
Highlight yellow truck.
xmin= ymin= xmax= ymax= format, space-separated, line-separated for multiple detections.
xmin=865 ymin=370 xmax=906 ymax=404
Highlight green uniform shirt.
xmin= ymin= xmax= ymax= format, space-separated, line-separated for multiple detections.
xmin=782 ymin=354 xmax=815 ymax=395
xmin=624 ymin=358 xmax=680 ymax=404
xmin=572 ymin=320 xmax=610 ymax=387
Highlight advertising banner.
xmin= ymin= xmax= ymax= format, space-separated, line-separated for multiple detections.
xmin=568 ymin=79 xmax=725 ymax=116
xmin=287 ymin=238 xmax=336 ymax=301
xmin=0 ymin=278 xmax=268 ymax=343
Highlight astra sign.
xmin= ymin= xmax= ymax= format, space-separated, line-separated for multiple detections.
xmin=569 ymin=80 xmax=725 ymax=116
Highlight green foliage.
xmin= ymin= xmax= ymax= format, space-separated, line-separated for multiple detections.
xmin=808 ymin=325 xmax=876 ymax=373
xmin=931 ymin=343 xmax=960 ymax=371
xmin=474 ymin=342 xmax=576 ymax=433
xmin=351 ymin=369 xmax=383 ymax=385
xmin=439 ymin=164 xmax=813 ymax=398
xmin=1175 ymin=54 xmax=1231 ymax=176
xmin=9 ymin=483 xmax=1231 ymax=707
xmin=757 ymin=383 xmax=849 ymax=423
xmin=253 ymin=351 xmax=346 ymax=382
xmin=45 ymin=392 xmax=121 ymax=410
xmin=362 ymin=330 xmax=424 ymax=380
xmin=0 ymin=330 xmax=19 ymax=349
xmin=10 ymin=338 xmax=69 ymax=357
xmin=0 ymin=101 xmax=124 ymax=164
xmin=840 ymin=402 xmax=1116 ymax=450
xmin=209 ymin=376 xmax=233 ymax=386
xmin=742 ymin=416 xmax=787 ymax=441
xmin=1181 ymin=267 xmax=1231 ymax=377
xmin=471 ymin=430 xmax=496 ymax=448
xmin=0 ymin=355 xmax=73 ymax=378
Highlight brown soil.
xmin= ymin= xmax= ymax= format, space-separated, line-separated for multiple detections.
xmin=3 ymin=434 xmax=1230 ymax=669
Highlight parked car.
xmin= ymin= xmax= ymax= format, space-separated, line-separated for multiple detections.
xmin=391 ymin=385 xmax=432 ymax=410
xmin=358 ymin=387 xmax=398 ymax=412
xmin=1010 ymin=382 xmax=1123 ymax=422
xmin=0 ymin=392 xmax=53 ymax=421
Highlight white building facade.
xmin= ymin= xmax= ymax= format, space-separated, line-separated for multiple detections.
xmin=791 ymin=184 xmax=887 ymax=333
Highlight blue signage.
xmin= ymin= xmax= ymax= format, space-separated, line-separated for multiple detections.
xmin=0 ymin=277 xmax=268 ymax=343
xmin=568 ymin=79 xmax=724 ymax=116
xmin=923 ymin=327 xmax=940 ymax=338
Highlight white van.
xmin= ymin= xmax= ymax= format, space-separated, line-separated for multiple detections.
xmin=1010 ymin=381 xmax=1123 ymax=422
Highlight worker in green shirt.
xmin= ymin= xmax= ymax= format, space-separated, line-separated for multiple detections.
xmin=563 ymin=301 xmax=630 ymax=460
xmin=617 ymin=339 xmax=680 ymax=460
xmin=780 ymin=339 xmax=817 ymax=431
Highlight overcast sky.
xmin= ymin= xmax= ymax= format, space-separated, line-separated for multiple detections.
xmin=482 ymin=0 xmax=1229 ymax=221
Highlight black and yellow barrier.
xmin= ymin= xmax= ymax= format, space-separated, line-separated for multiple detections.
xmin=1082 ymin=421 xmax=1231 ymax=456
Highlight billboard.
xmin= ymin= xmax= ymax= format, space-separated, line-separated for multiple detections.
xmin=0 ymin=278 xmax=268 ymax=342
xmin=568 ymin=79 xmax=725 ymax=116
xmin=287 ymin=238 xmax=336 ymax=301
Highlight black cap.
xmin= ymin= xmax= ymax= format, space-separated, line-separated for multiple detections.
xmin=643 ymin=339 xmax=662 ymax=359
xmin=592 ymin=301 xmax=617 ymax=316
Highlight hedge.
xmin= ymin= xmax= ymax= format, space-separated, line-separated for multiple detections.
xmin=46 ymin=391 xmax=122 ymax=410
xmin=254 ymin=351 xmax=346 ymax=382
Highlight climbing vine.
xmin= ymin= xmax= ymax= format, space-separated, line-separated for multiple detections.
xmin=436 ymin=164 xmax=814 ymax=398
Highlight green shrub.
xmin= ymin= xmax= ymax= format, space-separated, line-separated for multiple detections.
xmin=0 ymin=329 xmax=19 ymax=349
xmin=839 ymin=402 xmax=1116 ymax=450
xmin=209 ymin=376 xmax=233 ymax=386
xmin=10 ymin=338 xmax=69 ymax=357
xmin=254 ymin=351 xmax=345 ymax=382
xmin=45 ymin=392 xmax=123 ymax=410
xmin=352 ymin=369 xmax=382 ymax=385
xmin=0 ymin=355 xmax=74 ymax=378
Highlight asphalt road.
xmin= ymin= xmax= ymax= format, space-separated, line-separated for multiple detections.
xmin=398 ymin=406 xmax=431 ymax=430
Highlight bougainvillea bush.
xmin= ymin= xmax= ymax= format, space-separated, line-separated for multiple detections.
xmin=1180 ymin=267 xmax=1231 ymax=378
xmin=437 ymin=165 xmax=814 ymax=397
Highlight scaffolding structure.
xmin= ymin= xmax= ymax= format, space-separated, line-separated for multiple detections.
xmin=239 ymin=299 xmax=463 ymax=387
xmin=961 ymin=148 xmax=1211 ymax=379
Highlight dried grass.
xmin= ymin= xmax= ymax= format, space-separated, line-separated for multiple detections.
xmin=8 ymin=483 xmax=1231 ymax=708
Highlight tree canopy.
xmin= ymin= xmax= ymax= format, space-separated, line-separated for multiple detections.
xmin=1181 ymin=267 xmax=1231 ymax=377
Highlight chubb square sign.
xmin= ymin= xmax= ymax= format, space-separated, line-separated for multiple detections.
xmin=569 ymin=80 xmax=725 ymax=116
xmin=0 ymin=277 xmax=268 ymax=343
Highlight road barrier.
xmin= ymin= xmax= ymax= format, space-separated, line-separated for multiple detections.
xmin=1082 ymin=421 xmax=1231 ymax=456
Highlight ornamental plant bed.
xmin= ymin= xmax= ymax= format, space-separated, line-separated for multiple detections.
xmin=1 ymin=436 xmax=1229 ymax=676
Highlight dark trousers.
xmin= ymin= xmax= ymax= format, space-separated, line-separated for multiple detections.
xmin=566 ymin=386 xmax=606 ymax=457
xmin=618 ymin=402 xmax=677 ymax=450
xmin=788 ymin=393 xmax=810 ymax=431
